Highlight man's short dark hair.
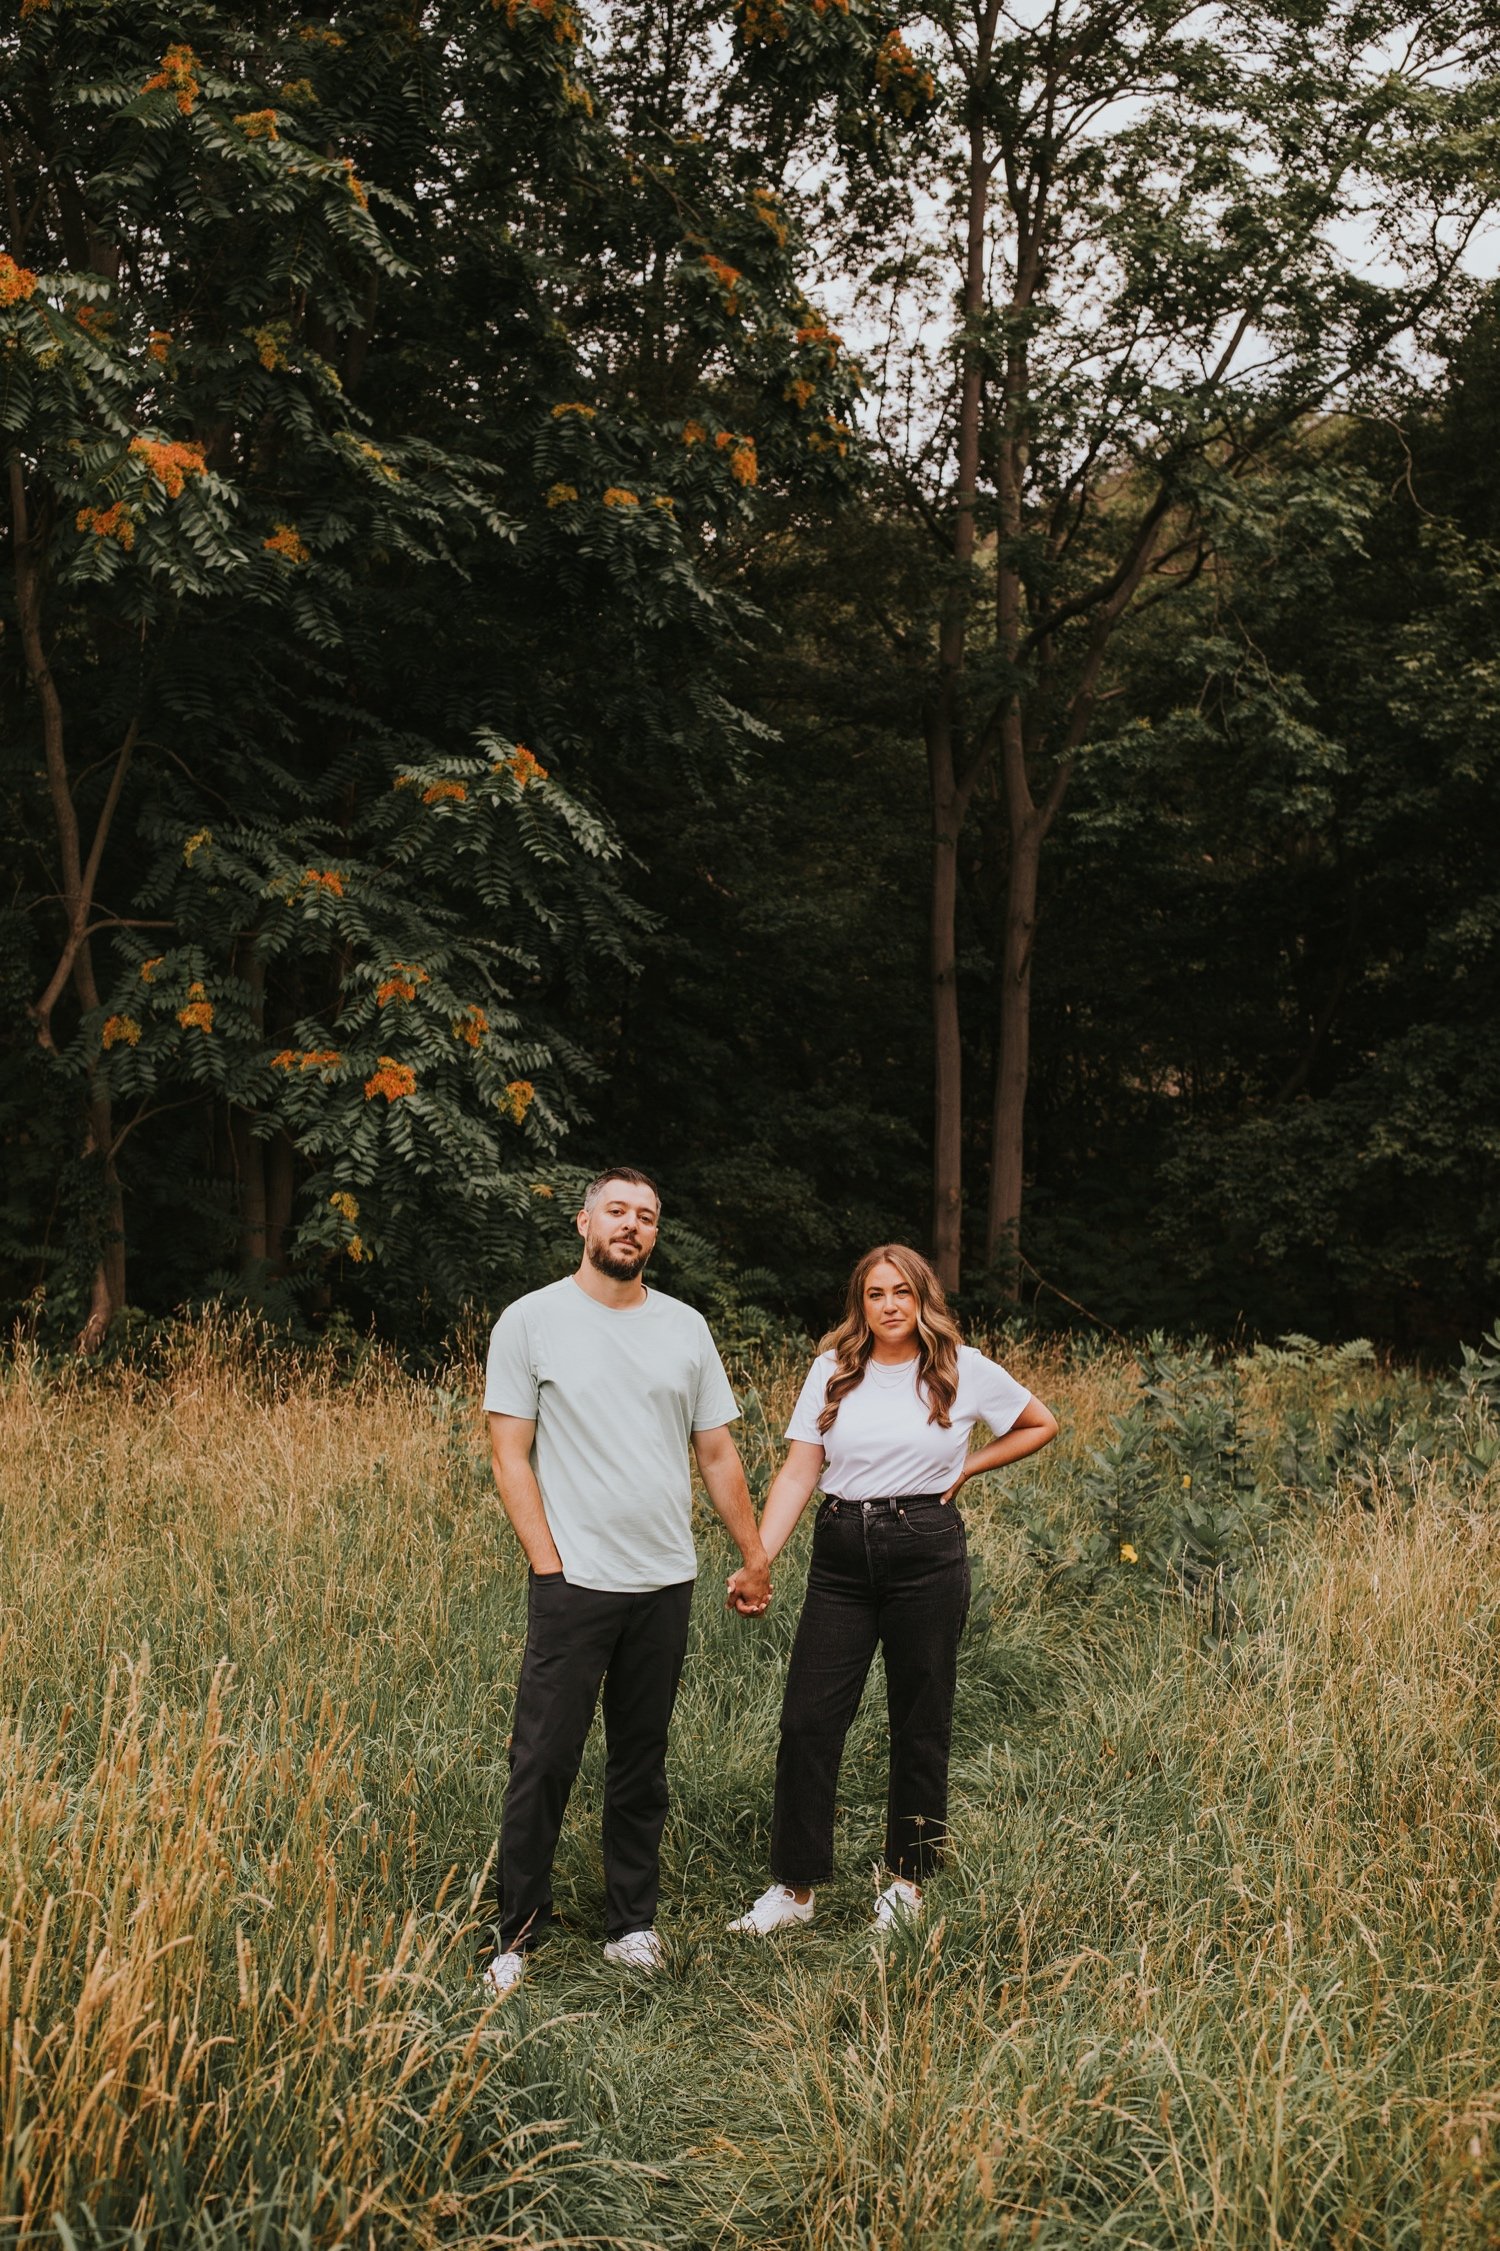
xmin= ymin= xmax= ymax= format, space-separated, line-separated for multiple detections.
xmin=582 ymin=1166 xmax=662 ymax=1213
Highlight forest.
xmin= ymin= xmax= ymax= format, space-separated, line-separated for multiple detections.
xmin=4 ymin=0 xmax=1499 ymax=1354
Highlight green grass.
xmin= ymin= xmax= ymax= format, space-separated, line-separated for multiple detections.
xmin=2 ymin=1324 xmax=1499 ymax=2246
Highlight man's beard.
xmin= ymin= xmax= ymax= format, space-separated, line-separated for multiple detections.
xmin=587 ymin=1235 xmax=649 ymax=1283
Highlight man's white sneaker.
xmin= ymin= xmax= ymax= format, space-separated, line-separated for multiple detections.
xmin=484 ymin=1948 xmax=526 ymax=1997
xmin=603 ymin=1927 xmax=665 ymax=1973
xmin=872 ymin=1878 xmax=923 ymax=1932
xmin=727 ymin=1884 xmax=815 ymax=1936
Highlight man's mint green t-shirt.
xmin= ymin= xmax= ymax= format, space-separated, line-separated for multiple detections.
xmin=483 ymin=1277 xmax=739 ymax=1593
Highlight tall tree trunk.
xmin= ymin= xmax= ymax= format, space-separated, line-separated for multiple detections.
xmin=927 ymin=715 xmax=965 ymax=1289
xmin=983 ymin=529 xmax=1163 ymax=1281
xmin=232 ymin=1112 xmax=268 ymax=1276
xmin=985 ymin=805 xmax=1042 ymax=1277
xmin=923 ymin=21 xmax=998 ymax=1293
xmin=9 ymin=455 xmax=130 ymax=1347
xmin=265 ymin=1131 xmax=296 ymax=1277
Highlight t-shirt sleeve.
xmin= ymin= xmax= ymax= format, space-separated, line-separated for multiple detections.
xmin=691 ymin=1324 xmax=740 ymax=1431
xmin=964 ymin=1348 xmax=1031 ymax=1436
xmin=785 ymin=1356 xmax=832 ymax=1446
xmin=483 ymin=1303 xmax=539 ymax=1418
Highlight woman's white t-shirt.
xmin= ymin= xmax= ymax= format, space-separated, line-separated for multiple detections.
xmin=784 ymin=1345 xmax=1031 ymax=1501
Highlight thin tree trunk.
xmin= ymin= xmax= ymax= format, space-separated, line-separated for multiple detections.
xmin=923 ymin=23 xmax=998 ymax=1293
xmin=265 ymin=1131 xmax=296 ymax=1277
xmin=232 ymin=1113 xmax=269 ymax=1276
xmin=928 ymin=716 xmax=965 ymax=1289
xmin=985 ymin=806 xmax=1043 ymax=1276
xmin=9 ymin=455 xmax=128 ymax=1346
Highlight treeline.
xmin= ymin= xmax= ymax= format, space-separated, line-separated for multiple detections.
xmin=3 ymin=2 xmax=1498 ymax=1352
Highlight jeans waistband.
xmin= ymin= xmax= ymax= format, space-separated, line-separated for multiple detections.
xmin=825 ymin=1492 xmax=949 ymax=1513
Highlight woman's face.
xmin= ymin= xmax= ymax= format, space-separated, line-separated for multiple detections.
xmin=863 ymin=1259 xmax=919 ymax=1352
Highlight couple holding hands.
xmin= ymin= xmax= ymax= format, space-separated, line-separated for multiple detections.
xmin=481 ymin=1167 xmax=1058 ymax=1996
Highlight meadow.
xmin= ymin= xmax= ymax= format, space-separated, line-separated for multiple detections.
xmin=1 ymin=1321 xmax=1498 ymax=2249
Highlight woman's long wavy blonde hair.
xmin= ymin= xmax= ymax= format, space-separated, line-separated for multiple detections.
xmin=815 ymin=1244 xmax=962 ymax=1434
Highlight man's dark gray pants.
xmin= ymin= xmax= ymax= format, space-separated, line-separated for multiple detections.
xmin=497 ymin=1572 xmax=694 ymax=1952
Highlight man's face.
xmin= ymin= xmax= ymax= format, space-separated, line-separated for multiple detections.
xmin=577 ymin=1181 xmax=661 ymax=1282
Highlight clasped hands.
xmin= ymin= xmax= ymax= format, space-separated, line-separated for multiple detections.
xmin=725 ymin=1555 xmax=772 ymax=1618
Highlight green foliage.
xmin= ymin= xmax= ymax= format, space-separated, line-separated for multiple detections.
xmin=1 ymin=0 xmax=864 ymax=1340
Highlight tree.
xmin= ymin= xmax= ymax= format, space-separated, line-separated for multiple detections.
xmin=0 ymin=0 xmax=861 ymax=1343
xmin=838 ymin=0 xmax=1500 ymax=1288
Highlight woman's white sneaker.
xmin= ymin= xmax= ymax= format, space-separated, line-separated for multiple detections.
xmin=603 ymin=1927 xmax=665 ymax=1972
xmin=484 ymin=1948 xmax=526 ymax=1997
xmin=872 ymin=1878 xmax=923 ymax=1932
xmin=728 ymin=1884 xmax=815 ymax=1935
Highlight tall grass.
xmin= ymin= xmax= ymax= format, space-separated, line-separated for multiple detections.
xmin=1 ymin=1321 xmax=1497 ymax=2246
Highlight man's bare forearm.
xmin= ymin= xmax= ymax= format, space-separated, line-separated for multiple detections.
xmin=488 ymin=1419 xmax=563 ymax=1574
xmin=698 ymin=1456 xmax=766 ymax=1565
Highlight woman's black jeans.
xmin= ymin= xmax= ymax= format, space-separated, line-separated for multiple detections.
xmin=770 ymin=1493 xmax=971 ymax=1887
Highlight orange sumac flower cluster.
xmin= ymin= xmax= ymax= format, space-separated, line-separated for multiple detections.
xmin=300 ymin=869 xmax=345 ymax=896
xmin=130 ymin=437 xmax=207 ymax=496
xmin=498 ymin=0 xmax=581 ymax=45
xmin=499 ymin=1079 xmax=535 ymax=1123
xmin=807 ymin=417 xmax=852 ymax=458
xmin=494 ymin=745 xmax=548 ymax=787
xmin=603 ymin=487 xmax=639 ymax=508
xmin=876 ymin=25 xmax=935 ymax=112
xmin=235 ymin=109 xmax=279 ymax=140
xmin=421 ymin=780 xmax=468 ymax=805
xmin=739 ymin=0 xmax=789 ymax=41
xmin=147 ymin=330 xmax=172 ymax=363
xmin=102 ymin=1015 xmax=141 ymax=1049
xmin=377 ymin=964 xmax=429 ymax=1007
xmin=177 ymin=981 xmax=213 ymax=1033
xmin=701 ymin=253 xmax=743 ymax=315
xmin=451 ymin=1005 xmax=488 ymax=1048
xmin=547 ymin=482 xmax=579 ymax=507
xmin=551 ymin=400 xmax=596 ymax=420
xmin=796 ymin=319 xmax=842 ymax=359
xmin=143 ymin=44 xmax=200 ymax=114
xmin=263 ymin=523 xmax=309 ymax=563
xmin=272 ymin=1048 xmax=342 ymax=1072
xmin=752 ymin=187 xmax=789 ymax=246
xmin=329 ymin=1190 xmax=359 ymax=1220
xmin=715 ymin=431 xmax=758 ymax=487
xmin=2 ymin=252 xmax=44 ymax=303
xmin=364 ymin=1056 xmax=416 ymax=1103
xmin=76 ymin=502 xmax=136 ymax=551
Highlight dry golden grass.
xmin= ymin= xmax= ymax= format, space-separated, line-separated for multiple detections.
xmin=0 ymin=1322 xmax=1496 ymax=2247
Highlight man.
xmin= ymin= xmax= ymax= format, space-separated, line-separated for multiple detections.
xmin=482 ymin=1165 xmax=771 ymax=1994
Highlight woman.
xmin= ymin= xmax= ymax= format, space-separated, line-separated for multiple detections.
xmin=727 ymin=1244 xmax=1058 ymax=1934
